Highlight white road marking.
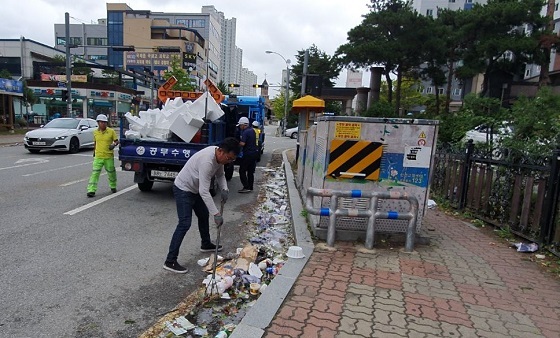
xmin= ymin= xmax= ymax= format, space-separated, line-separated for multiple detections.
xmin=64 ymin=184 xmax=137 ymax=216
xmin=0 ymin=158 xmax=49 ymax=171
xmin=59 ymin=167 xmax=122 ymax=187
xmin=22 ymin=162 xmax=91 ymax=177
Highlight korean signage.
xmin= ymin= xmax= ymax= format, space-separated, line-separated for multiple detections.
xmin=0 ymin=78 xmax=23 ymax=95
xmin=182 ymin=52 xmax=197 ymax=70
xmin=40 ymin=74 xmax=88 ymax=83
xmin=334 ymin=122 xmax=361 ymax=140
xmin=125 ymin=52 xmax=180 ymax=67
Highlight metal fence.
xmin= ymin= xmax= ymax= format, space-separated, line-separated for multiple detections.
xmin=431 ymin=140 xmax=560 ymax=256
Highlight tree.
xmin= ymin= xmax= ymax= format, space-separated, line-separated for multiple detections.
xmin=163 ymin=56 xmax=196 ymax=91
xmin=0 ymin=69 xmax=11 ymax=79
xmin=289 ymin=44 xmax=342 ymax=97
xmin=456 ymin=0 xmax=546 ymax=97
xmin=336 ymin=0 xmax=431 ymax=116
xmin=217 ymin=80 xmax=232 ymax=95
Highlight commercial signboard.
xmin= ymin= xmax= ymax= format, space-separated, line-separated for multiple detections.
xmin=0 ymin=78 xmax=23 ymax=96
xmin=40 ymin=74 xmax=88 ymax=82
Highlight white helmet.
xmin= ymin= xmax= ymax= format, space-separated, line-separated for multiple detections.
xmin=252 ymin=121 xmax=260 ymax=127
xmin=237 ymin=117 xmax=249 ymax=125
xmin=96 ymin=114 xmax=108 ymax=122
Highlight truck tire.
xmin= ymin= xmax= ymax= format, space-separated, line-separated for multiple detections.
xmin=224 ymin=164 xmax=234 ymax=181
xmin=138 ymin=180 xmax=154 ymax=192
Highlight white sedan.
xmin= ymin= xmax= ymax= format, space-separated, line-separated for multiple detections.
xmin=284 ymin=126 xmax=298 ymax=139
xmin=24 ymin=118 xmax=98 ymax=154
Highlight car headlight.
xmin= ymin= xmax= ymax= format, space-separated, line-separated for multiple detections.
xmin=55 ymin=136 xmax=68 ymax=140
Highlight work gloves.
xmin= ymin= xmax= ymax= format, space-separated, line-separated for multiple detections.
xmin=221 ymin=189 xmax=229 ymax=203
xmin=214 ymin=214 xmax=224 ymax=228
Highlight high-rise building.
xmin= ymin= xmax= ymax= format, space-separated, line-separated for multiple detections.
xmin=54 ymin=19 xmax=108 ymax=65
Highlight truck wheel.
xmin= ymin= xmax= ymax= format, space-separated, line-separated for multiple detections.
xmin=138 ymin=180 xmax=154 ymax=192
xmin=224 ymin=164 xmax=234 ymax=181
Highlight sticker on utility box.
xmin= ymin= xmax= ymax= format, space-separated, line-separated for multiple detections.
xmin=327 ymin=139 xmax=383 ymax=180
xmin=334 ymin=122 xmax=361 ymax=140
xmin=403 ymin=146 xmax=431 ymax=168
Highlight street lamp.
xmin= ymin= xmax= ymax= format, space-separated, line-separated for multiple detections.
xmin=265 ymin=50 xmax=290 ymax=134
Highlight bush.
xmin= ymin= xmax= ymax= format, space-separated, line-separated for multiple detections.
xmin=16 ymin=117 xmax=27 ymax=127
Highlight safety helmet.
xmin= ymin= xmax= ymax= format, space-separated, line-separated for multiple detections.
xmin=237 ymin=117 xmax=249 ymax=125
xmin=252 ymin=121 xmax=260 ymax=127
xmin=96 ymin=114 xmax=108 ymax=122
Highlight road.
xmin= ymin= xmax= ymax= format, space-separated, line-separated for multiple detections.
xmin=0 ymin=125 xmax=295 ymax=337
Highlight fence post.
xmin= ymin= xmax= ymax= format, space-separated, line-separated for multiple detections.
xmin=540 ymin=147 xmax=560 ymax=244
xmin=458 ymin=139 xmax=474 ymax=210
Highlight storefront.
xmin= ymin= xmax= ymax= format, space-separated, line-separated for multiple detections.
xmin=28 ymin=82 xmax=136 ymax=126
xmin=0 ymin=78 xmax=24 ymax=129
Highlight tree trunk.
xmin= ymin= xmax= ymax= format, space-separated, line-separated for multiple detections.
xmin=395 ymin=67 xmax=403 ymax=116
xmin=538 ymin=0 xmax=555 ymax=88
xmin=385 ymin=68 xmax=393 ymax=104
xmin=444 ymin=60 xmax=455 ymax=114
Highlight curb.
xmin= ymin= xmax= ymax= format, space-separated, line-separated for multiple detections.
xmin=230 ymin=149 xmax=314 ymax=338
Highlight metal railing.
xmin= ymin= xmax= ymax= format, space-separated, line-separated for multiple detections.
xmin=305 ymin=187 xmax=419 ymax=252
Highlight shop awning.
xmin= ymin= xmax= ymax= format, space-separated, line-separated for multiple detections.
xmin=93 ymin=100 xmax=113 ymax=107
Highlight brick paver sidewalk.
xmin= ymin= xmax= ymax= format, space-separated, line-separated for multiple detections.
xmin=264 ymin=209 xmax=560 ymax=338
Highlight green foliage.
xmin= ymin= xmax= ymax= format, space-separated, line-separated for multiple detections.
xmin=501 ymin=87 xmax=560 ymax=156
xmin=217 ymin=81 xmax=232 ymax=95
xmin=0 ymin=69 xmax=11 ymax=79
xmin=290 ymin=44 xmax=342 ymax=96
xmin=270 ymin=91 xmax=298 ymax=127
xmin=362 ymin=101 xmax=397 ymax=118
xmin=495 ymin=226 xmax=514 ymax=239
xmin=163 ymin=56 xmax=196 ymax=91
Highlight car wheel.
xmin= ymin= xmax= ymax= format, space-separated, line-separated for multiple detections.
xmin=28 ymin=149 xmax=40 ymax=154
xmin=291 ymin=132 xmax=297 ymax=139
xmin=69 ymin=137 xmax=80 ymax=153
xmin=137 ymin=180 xmax=154 ymax=192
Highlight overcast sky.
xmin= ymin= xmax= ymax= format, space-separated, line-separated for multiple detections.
xmin=2 ymin=0 xmax=372 ymax=95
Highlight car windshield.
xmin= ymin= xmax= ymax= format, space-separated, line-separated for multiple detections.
xmin=44 ymin=119 xmax=79 ymax=129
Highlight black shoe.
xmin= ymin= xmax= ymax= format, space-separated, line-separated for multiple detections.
xmin=200 ymin=243 xmax=223 ymax=252
xmin=111 ymin=188 xmax=117 ymax=193
xmin=238 ymin=188 xmax=251 ymax=193
xmin=87 ymin=192 xmax=95 ymax=198
xmin=163 ymin=261 xmax=188 ymax=274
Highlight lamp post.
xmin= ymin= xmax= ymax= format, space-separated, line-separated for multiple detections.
xmin=265 ymin=50 xmax=290 ymax=134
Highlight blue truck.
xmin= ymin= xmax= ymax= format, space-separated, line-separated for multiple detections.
xmin=118 ymin=94 xmax=267 ymax=192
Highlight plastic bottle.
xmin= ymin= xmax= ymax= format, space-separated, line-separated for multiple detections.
xmin=215 ymin=330 xmax=229 ymax=338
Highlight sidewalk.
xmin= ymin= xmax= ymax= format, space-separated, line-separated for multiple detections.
xmin=0 ymin=133 xmax=24 ymax=146
xmin=255 ymin=154 xmax=560 ymax=337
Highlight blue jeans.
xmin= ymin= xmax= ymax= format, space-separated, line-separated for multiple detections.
xmin=166 ymin=185 xmax=211 ymax=262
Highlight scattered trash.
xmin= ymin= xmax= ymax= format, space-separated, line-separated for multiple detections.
xmin=512 ymin=242 xmax=539 ymax=253
xmin=535 ymin=254 xmax=546 ymax=259
xmin=286 ymin=246 xmax=305 ymax=259
xmin=165 ymin=316 xmax=196 ymax=335
xmin=427 ymin=199 xmax=437 ymax=209
xmin=152 ymin=167 xmax=295 ymax=337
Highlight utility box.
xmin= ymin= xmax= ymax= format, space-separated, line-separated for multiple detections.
xmin=299 ymin=116 xmax=439 ymax=240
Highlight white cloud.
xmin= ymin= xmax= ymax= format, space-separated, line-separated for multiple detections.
xmin=2 ymin=0 xmax=371 ymax=95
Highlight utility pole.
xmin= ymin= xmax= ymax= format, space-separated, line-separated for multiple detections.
xmin=65 ymin=12 xmax=73 ymax=117
xmin=301 ymin=49 xmax=309 ymax=97
xmin=150 ymin=58 xmax=155 ymax=109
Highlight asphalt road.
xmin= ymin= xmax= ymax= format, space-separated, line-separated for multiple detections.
xmin=0 ymin=125 xmax=295 ymax=337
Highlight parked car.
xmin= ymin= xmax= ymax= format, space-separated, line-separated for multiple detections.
xmin=23 ymin=118 xmax=98 ymax=154
xmin=464 ymin=123 xmax=513 ymax=144
xmin=284 ymin=126 xmax=298 ymax=139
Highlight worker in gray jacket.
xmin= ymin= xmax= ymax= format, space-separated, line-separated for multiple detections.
xmin=163 ymin=137 xmax=240 ymax=274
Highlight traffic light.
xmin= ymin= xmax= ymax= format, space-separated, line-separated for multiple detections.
xmin=61 ymin=90 xmax=68 ymax=101
xmin=252 ymin=84 xmax=261 ymax=88
xmin=228 ymin=83 xmax=240 ymax=88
